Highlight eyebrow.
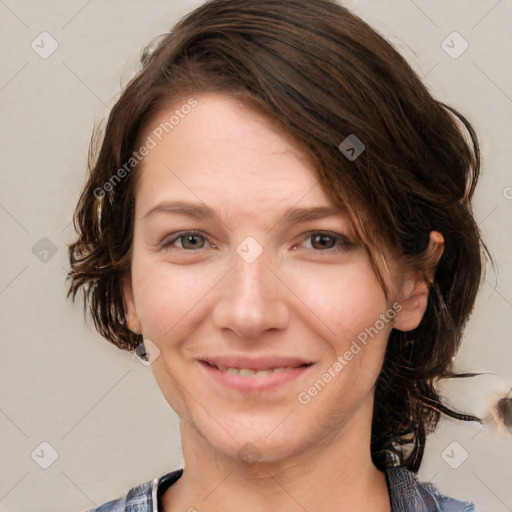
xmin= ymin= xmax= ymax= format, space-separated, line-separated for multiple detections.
xmin=141 ymin=200 xmax=347 ymax=229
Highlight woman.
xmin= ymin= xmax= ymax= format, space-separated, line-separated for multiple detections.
xmin=67 ymin=0 xmax=488 ymax=510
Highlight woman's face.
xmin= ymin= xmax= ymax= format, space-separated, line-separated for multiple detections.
xmin=123 ymin=93 xmax=420 ymax=463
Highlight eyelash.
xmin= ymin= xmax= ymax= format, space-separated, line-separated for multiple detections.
xmin=160 ymin=230 xmax=355 ymax=254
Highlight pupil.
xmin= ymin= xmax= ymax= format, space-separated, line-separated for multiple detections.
xmin=313 ymin=234 xmax=333 ymax=249
xmin=185 ymin=235 xmax=202 ymax=249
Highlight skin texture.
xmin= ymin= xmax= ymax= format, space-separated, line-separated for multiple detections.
xmin=122 ymin=93 xmax=443 ymax=512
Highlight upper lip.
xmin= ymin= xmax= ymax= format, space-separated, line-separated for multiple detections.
xmin=200 ymin=355 xmax=314 ymax=371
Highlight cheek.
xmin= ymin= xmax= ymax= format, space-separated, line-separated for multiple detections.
xmin=285 ymin=259 xmax=388 ymax=340
xmin=131 ymin=257 xmax=221 ymax=340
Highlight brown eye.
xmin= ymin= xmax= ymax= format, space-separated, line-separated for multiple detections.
xmin=302 ymin=232 xmax=354 ymax=253
xmin=310 ymin=233 xmax=337 ymax=250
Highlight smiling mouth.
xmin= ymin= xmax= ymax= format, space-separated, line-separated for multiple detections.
xmin=201 ymin=360 xmax=313 ymax=378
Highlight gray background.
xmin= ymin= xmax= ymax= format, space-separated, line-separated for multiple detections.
xmin=0 ymin=1 xmax=511 ymax=511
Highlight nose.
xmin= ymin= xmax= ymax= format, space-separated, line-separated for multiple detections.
xmin=212 ymin=247 xmax=290 ymax=339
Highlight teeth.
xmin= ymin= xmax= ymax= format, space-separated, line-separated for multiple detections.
xmin=216 ymin=364 xmax=293 ymax=377
xmin=239 ymin=368 xmax=257 ymax=377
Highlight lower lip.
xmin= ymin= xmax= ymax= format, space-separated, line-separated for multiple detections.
xmin=198 ymin=361 xmax=313 ymax=392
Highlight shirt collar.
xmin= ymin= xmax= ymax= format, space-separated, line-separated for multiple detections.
xmin=148 ymin=466 xmax=435 ymax=512
xmin=385 ymin=466 xmax=437 ymax=512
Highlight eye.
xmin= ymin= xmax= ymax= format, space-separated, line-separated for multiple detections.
xmin=160 ymin=230 xmax=354 ymax=254
xmin=300 ymin=231 xmax=355 ymax=253
xmin=161 ymin=230 xmax=214 ymax=251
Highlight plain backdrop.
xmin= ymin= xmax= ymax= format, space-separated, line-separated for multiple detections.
xmin=0 ymin=1 xmax=511 ymax=511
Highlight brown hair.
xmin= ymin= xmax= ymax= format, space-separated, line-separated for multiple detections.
xmin=67 ymin=0 xmax=490 ymax=472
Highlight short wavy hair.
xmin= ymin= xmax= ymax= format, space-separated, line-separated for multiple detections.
xmin=67 ymin=0 xmax=490 ymax=472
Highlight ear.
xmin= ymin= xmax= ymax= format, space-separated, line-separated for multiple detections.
xmin=393 ymin=231 xmax=444 ymax=332
xmin=121 ymin=273 xmax=143 ymax=334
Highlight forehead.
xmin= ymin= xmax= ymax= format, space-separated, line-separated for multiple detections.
xmin=134 ymin=93 xmax=340 ymax=222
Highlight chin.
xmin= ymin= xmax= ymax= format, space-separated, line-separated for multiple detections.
xmin=192 ymin=412 xmax=313 ymax=464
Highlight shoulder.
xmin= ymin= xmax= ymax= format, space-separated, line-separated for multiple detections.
xmin=386 ymin=465 xmax=480 ymax=512
xmin=83 ymin=469 xmax=184 ymax=512
xmin=82 ymin=474 xmax=159 ymax=512
xmin=419 ymin=480 xmax=480 ymax=512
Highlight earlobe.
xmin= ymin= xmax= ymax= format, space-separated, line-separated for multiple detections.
xmin=393 ymin=231 xmax=444 ymax=332
xmin=121 ymin=274 xmax=143 ymax=334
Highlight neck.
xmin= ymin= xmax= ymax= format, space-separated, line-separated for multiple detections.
xmin=163 ymin=394 xmax=390 ymax=512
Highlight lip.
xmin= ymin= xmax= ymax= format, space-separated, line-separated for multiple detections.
xmin=198 ymin=356 xmax=315 ymax=392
